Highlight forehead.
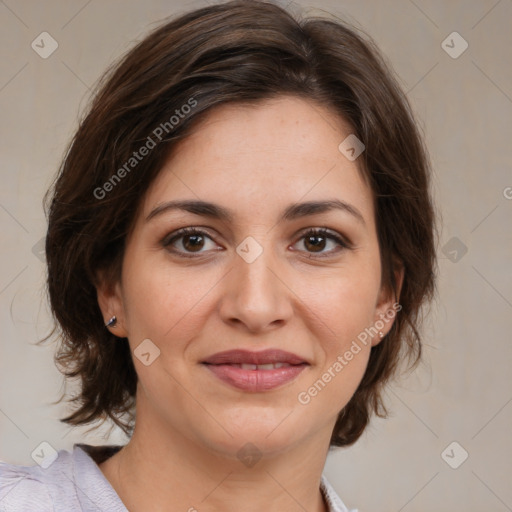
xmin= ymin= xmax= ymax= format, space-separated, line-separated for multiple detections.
xmin=141 ymin=95 xmax=374 ymax=224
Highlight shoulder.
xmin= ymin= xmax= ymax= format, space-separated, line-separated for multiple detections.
xmin=1 ymin=443 xmax=127 ymax=512
xmin=0 ymin=452 xmax=67 ymax=510
xmin=0 ymin=444 xmax=118 ymax=512
xmin=320 ymin=474 xmax=359 ymax=512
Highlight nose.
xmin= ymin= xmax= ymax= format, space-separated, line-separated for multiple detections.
xmin=218 ymin=241 xmax=294 ymax=334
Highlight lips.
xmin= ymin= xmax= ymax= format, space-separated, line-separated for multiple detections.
xmin=201 ymin=349 xmax=309 ymax=391
xmin=202 ymin=349 xmax=308 ymax=366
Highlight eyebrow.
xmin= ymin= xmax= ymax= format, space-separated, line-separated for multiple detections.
xmin=145 ymin=198 xmax=365 ymax=225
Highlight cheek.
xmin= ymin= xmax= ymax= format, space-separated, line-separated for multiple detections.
xmin=121 ymin=254 xmax=217 ymax=343
xmin=297 ymin=277 xmax=376 ymax=411
xmin=301 ymin=264 xmax=381 ymax=345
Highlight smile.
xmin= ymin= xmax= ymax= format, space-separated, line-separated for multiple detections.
xmin=201 ymin=349 xmax=309 ymax=391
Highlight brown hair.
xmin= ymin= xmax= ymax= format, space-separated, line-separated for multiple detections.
xmin=42 ymin=0 xmax=437 ymax=447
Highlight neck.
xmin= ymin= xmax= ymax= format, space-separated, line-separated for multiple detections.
xmin=99 ymin=401 xmax=333 ymax=512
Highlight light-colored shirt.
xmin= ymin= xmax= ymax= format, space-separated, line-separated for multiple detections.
xmin=0 ymin=444 xmax=357 ymax=512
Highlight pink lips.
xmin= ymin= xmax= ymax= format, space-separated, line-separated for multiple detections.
xmin=202 ymin=349 xmax=309 ymax=392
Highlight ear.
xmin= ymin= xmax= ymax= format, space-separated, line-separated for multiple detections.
xmin=95 ymin=269 xmax=129 ymax=338
xmin=371 ymin=261 xmax=404 ymax=347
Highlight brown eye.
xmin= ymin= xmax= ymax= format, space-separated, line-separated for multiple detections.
xmin=303 ymin=233 xmax=327 ymax=252
xmin=181 ymin=233 xmax=205 ymax=252
xmin=294 ymin=228 xmax=350 ymax=257
xmin=162 ymin=226 xmax=351 ymax=259
xmin=163 ymin=227 xmax=218 ymax=257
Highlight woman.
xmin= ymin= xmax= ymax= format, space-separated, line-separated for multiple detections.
xmin=0 ymin=1 xmax=436 ymax=510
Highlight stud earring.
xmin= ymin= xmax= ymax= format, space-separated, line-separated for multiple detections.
xmin=379 ymin=331 xmax=384 ymax=338
xmin=105 ymin=315 xmax=117 ymax=328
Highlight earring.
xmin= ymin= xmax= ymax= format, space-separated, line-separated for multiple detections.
xmin=105 ymin=315 xmax=117 ymax=328
xmin=379 ymin=331 xmax=384 ymax=338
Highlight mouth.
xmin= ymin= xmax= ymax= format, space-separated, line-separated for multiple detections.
xmin=201 ymin=349 xmax=309 ymax=391
xmin=202 ymin=348 xmax=308 ymax=366
xmin=212 ymin=362 xmax=298 ymax=370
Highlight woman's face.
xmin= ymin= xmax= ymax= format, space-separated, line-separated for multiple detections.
xmin=100 ymin=95 xmax=399 ymax=458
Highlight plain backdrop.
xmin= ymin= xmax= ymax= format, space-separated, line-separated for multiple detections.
xmin=1 ymin=1 xmax=511 ymax=511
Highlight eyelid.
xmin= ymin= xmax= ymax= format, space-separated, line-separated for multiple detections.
xmin=161 ymin=226 xmax=220 ymax=251
xmin=295 ymin=226 xmax=353 ymax=249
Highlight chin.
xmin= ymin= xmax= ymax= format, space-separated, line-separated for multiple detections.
xmin=200 ymin=413 xmax=306 ymax=460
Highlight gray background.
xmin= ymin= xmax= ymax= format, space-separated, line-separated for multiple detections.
xmin=1 ymin=1 xmax=511 ymax=511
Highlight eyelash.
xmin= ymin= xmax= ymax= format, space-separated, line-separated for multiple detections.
xmin=162 ymin=226 xmax=351 ymax=259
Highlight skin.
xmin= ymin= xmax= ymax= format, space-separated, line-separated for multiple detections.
xmin=96 ymin=95 xmax=403 ymax=512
